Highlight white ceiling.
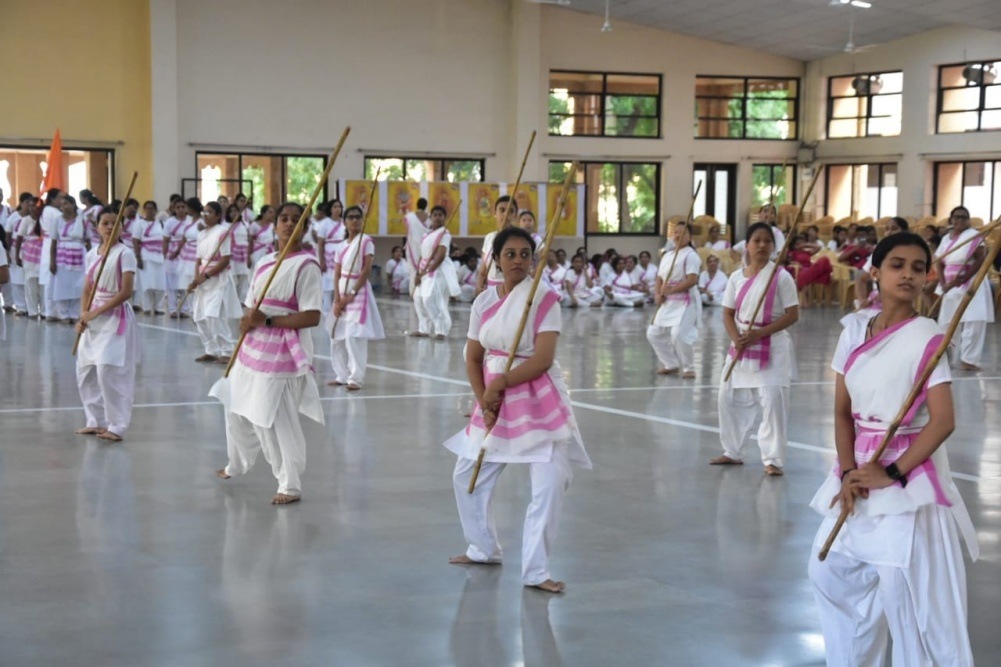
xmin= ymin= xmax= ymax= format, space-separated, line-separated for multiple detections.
xmin=549 ymin=0 xmax=1001 ymax=61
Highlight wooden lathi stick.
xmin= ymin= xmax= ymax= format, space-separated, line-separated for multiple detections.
xmin=72 ymin=171 xmax=139 ymax=356
xmin=480 ymin=131 xmax=536 ymax=288
xmin=650 ymin=180 xmax=702 ymax=326
xmin=467 ymin=161 xmax=579 ymax=494
xmin=330 ymin=168 xmax=379 ymax=336
xmin=722 ymin=167 xmax=823 ymax=383
xmin=175 ymin=218 xmax=239 ymax=317
xmin=224 ymin=126 xmax=350 ymax=377
xmin=819 ymin=224 xmax=1001 ymax=560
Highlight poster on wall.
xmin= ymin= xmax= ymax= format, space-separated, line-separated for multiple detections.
xmin=545 ymin=184 xmax=580 ymax=237
xmin=386 ymin=181 xmax=420 ymax=236
xmin=428 ymin=182 xmax=461 ymax=234
xmin=467 ymin=183 xmax=501 ymax=236
xmin=344 ymin=180 xmax=379 ymax=227
xmin=511 ymin=183 xmax=539 ymax=220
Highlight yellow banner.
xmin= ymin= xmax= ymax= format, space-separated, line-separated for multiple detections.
xmin=511 ymin=183 xmax=539 ymax=220
xmin=428 ymin=182 xmax=461 ymax=234
xmin=546 ymin=185 xmax=578 ymax=237
xmin=468 ymin=183 xmax=501 ymax=236
xmin=345 ymin=180 xmax=379 ymax=227
xmin=387 ymin=181 xmax=420 ymax=236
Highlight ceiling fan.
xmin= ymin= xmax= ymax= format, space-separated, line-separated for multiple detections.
xmin=525 ymin=0 xmax=572 ymax=6
xmin=796 ymin=3 xmax=880 ymax=56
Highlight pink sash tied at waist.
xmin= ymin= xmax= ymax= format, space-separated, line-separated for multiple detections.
xmin=664 ymin=280 xmax=690 ymax=305
xmin=727 ymin=272 xmax=779 ymax=370
xmin=238 ymin=292 xmax=312 ymax=375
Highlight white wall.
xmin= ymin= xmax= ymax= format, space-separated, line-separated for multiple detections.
xmin=805 ymin=26 xmax=1001 ymax=219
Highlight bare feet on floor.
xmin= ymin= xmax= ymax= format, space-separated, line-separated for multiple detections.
xmin=215 ymin=356 xmax=231 ymax=365
xmin=97 ymin=431 xmax=123 ymax=442
xmin=347 ymin=383 xmax=361 ymax=391
xmin=448 ymin=554 xmax=501 ymax=566
xmin=681 ymin=370 xmax=696 ymax=379
xmin=434 ymin=334 xmax=446 ymax=340
xmin=215 ymin=468 xmax=231 ymax=479
xmin=195 ymin=354 xmax=216 ymax=362
xmin=75 ymin=426 xmax=106 ymax=435
xmin=327 ymin=379 xmax=346 ymax=386
xmin=527 ymin=579 xmax=565 ymax=594
xmin=764 ymin=464 xmax=784 ymax=476
xmin=271 ymin=493 xmax=300 ymax=505
xmin=410 ymin=331 xmax=429 ymax=338
xmin=656 ymin=367 xmax=679 ymax=375
xmin=960 ymin=362 xmax=981 ymax=371
xmin=709 ymin=455 xmax=743 ymax=465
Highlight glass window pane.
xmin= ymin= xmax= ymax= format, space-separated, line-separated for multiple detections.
xmin=749 ymin=78 xmax=796 ymax=98
xmin=880 ymin=71 xmax=903 ymax=94
xmin=829 ymin=76 xmax=855 ymax=98
xmin=747 ymin=97 xmax=795 ymax=121
xmin=870 ymin=94 xmax=900 ymax=117
xmin=606 ymin=95 xmax=657 ymax=117
xmin=746 ymin=120 xmax=792 ymax=139
xmin=941 ymin=88 xmax=980 ymax=112
xmin=549 ymin=162 xmax=573 ymax=184
xmin=831 ymin=96 xmax=866 ymax=119
xmin=939 ymin=65 xmax=967 ymax=88
xmin=938 ymin=111 xmax=981 ymax=133
xmin=963 ymin=162 xmax=993 ymax=219
xmin=285 ymin=156 xmax=324 ymax=203
xmin=826 ymin=165 xmax=853 ymax=219
xmin=986 ymin=85 xmax=1001 ymax=109
xmin=982 ymin=109 xmax=1001 ymax=131
xmin=935 ymin=163 xmax=963 ymax=216
xmin=605 ymin=115 xmax=658 ymax=137
xmin=549 ymin=71 xmax=603 ymax=93
xmin=242 ymin=155 xmax=282 ymax=208
xmin=365 ymin=158 xmax=403 ymax=181
xmin=197 ymin=153 xmax=240 ymax=202
xmin=405 ymin=159 xmax=436 ymax=182
xmin=446 ymin=160 xmax=482 ymax=182
xmin=868 ymin=114 xmax=900 ymax=137
xmin=622 ymin=164 xmax=658 ymax=233
xmin=584 ymin=163 xmax=619 ymax=233
xmin=829 ymin=118 xmax=862 ymax=139
xmin=695 ymin=78 xmax=745 ymax=98
xmin=605 ymin=74 xmax=659 ymax=95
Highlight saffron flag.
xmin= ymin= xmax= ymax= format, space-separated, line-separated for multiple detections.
xmin=41 ymin=128 xmax=64 ymax=195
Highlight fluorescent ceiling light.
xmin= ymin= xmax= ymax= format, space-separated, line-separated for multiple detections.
xmin=840 ymin=0 xmax=872 ymax=8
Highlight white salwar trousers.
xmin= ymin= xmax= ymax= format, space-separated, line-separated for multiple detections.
xmin=232 ymin=274 xmax=250 ymax=305
xmin=164 ymin=271 xmax=187 ymax=315
xmin=956 ymin=322 xmax=986 ymax=366
xmin=717 ymin=383 xmax=788 ymax=467
xmin=223 ymin=386 xmax=307 ymax=497
xmin=76 ymin=362 xmax=135 ymax=436
xmin=414 ymin=277 xmax=451 ymax=336
xmin=331 ymin=336 xmax=368 ymax=386
xmin=54 ymin=297 xmax=80 ymax=320
xmin=24 ymin=278 xmax=44 ymax=317
xmin=451 ymin=442 xmax=573 ymax=586
xmin=647 ymin=324 xmax=694 ymax=373
xmin=195 ymin=316 xmax=234 ymax=356
xmin=808 ymin=504 xmax=973 ymax=667
xmin=141 ymin=288 xmax=165 ymax=313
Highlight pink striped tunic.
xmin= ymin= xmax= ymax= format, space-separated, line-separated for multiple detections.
xmin=16 ymin=217 xmax=43 ymax=265
xmin=55 ymin=218 xmax=88 ymax=269
xmin=78 ymin=244 xmax=137 ymax=368
xmin=443 ymin=280 xmax=591 ymax=468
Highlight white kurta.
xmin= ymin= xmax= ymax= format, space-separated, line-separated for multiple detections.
xmin=698 ymin=269 xmax=728 ymax=306
xmin=314 ymin=217 xmax=346 ymax=292
xmin=652 ymin=247 xmax=701 ymax=328
xmin=385 ymin=258 xmax=410 ymax=294
xmin=330 ymin=234 xmax=385 ymax=341
xmin=414 ymin=227 xmax=452 ymax=336
xmin=808 ymin=315 xmax=977 ymax=667
xmin=480 ymin=230 xmax=504 ymax=286
xmin=134 ymin=219 xmax=166 ymax=292
xmin=564 ymin=269 xmax=603 ymax=306
xmin=935 ymin=228 xmax=994 ymax=324
xmin=51 ymin=217 xmax=89 ymax=302
xmin=191 ymin=225 xmax=243 ymax=322
xmin=249 ymin=222 xmax=276 ymax=265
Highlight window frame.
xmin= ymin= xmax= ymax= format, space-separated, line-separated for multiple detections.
xmin=694 ymin=75 xmax=800 ymax=141
xmin=548 ymin=69 xmax=663 ymax=139
xmin=0 ymin=144 xmax=116 ymax=206
xmin=362 ymin=156 xmax=485 ymax=182
xmin=751 ymin=163 xmax=798 ymax=209
xmin=936 ymin=60 xmax=1001 ymax=134
xmin=932 ymin=160 xmax=1001 ymax=221
xmin=193 ymin=151 xmax=328 ymax=205
xmin=549 ymin=160 xmax=662 ymax=237
xmin=826 ymin=70 xmax=903 ymax=139
xmin=823 ymin=162 xmax=898 ymax=219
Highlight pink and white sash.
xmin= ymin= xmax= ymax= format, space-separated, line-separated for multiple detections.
xmin=940 ymin=231 xmax=981 ymax=287
xmin=323 ymin=220 xmax=344 ymax=268
xmin=179 ymin=219 xmax=199 ymax=262
xmin=56 ymin=218 xmax=86 ymax=269
xmin=727 ymin=269 xmax=780 ymax=370
xmin=85 ymin=246 xmax=128 ymax=335
xmin=418 ymin=227 xmax=448 ymax=276
xmin=141 ymin=220 xmax=164 ymax=257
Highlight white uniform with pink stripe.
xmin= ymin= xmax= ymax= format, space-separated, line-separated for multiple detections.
xmin=209 ymin=250 xmax=324 ymax=498
xmin=647 ymin=246 xmax=702 ymax=373
xmin=716 ymin=263 xmax=798 ymax=467
xmin=329 ymin=234 xmax=385 ymax=387
xmin=934 ymin=228 xmax=994 ymax=366
xmin=313 ymin=217 xmax=345 ymax=311
xmin=50 ymin=216 xmax=89 ymax=318
xmin=413 ymin=226 xmax=453 ymax=337
xmin=563 ymin=268 xmax=603 ymax=306
xmin=134 ymin=218 xmax=166 ymax=312
xmin=191 ymin=224 xmax=243 ymax=357
xmin=445 ymin=279 xmax=591 ymax=586
xmin=76 ymin=244 xmax=138 ymax=437
xmin=808 ymin=315 xmax=977 ymax=667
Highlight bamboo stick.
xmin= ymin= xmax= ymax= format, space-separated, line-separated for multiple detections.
xmin=224 ymin=127 xmax=350 ymax=377
xmin=330 ymin=169 xmax=380 ymax=337
xmin=722 ymin=167 xmax=823 ymax=383
xmin=479 ymin=131 xmax=536 ymax=289
xmin=819 ymin=224 xmax=1001 ymax=560
xmin=72 ymin=171 xmax=139 ymax=356
xmin=467 ymin=161 xmax=579 ymax=494
xmin=650 ymin=180 xmax=702 ymax=326
xmin=175 ymin=217 xmax=239 ymax=317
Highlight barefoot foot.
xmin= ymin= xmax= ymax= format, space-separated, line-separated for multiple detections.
xmin=764 ymin=464 xmax=785 ymax=476
xmin=656 ymin=367 xmax=680 ymax=375
xmin=709 ymin=455 xmax=743 ymax=465
xmin=271 ymin=493 xmax=301 ymax=505
xmin=97 ymin=431 xmax=123 ymax=442
xmin=527 ymin=579 xmax=565 ymax=593
xmin=215 ymin=468 xmax=231 ymax=480
xmin=448 ymin=554 xmax=501 ymax=566
xmin=75 ymin=426 xmax=104 ymax=435
xmin=327 ymin=379 xmax=346 ymax=386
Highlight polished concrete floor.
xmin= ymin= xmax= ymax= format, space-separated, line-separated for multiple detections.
xmin=1 ymin=297 xmax=999 ymax=666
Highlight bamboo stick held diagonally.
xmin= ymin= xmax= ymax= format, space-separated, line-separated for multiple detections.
xmin=467 ymin=162 xmax=580 ymax=494
xmin=224 ymin=126 xmax=351 ymax=377
xmin=330 ymin=168 xmax=380 ymax=337
xmin=479 ymin=131 xmax=536 ymax=288
xmin=818 ymin=225 xmax=1001 ymax=560
xmin=650 ymin=180 xmax=702 ymax=326
xmin=721 ymin=167 xmax=823 ymax=383
xmin=72 ymin=171 xmax=139 ymax=356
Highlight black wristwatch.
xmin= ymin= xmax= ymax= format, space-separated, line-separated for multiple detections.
xmin=265 ymin=316 xmax=274 ymax=328
xmin=884 ymin=462 xmax=908 ymax=488
xmin=840 ymin=467 xmax=856 ymax=480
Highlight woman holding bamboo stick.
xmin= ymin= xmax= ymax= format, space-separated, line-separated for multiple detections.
xmin=926 ymin=205 xmax=995 ymax=371
xmin=328 ymin=205 xmax=384 ymax=390
xmin=711 ymin=222 xmax=799 ymax=476
xmin=74 ymin=208 xmax=139 ymax=443
xmin=445 ymin=227 xmax=591 ymax=594
xmin=211 ymin=201 xmax=324 ymax=505
xmin=188 ymin=201 xmax=242 ymax=364
xmin=647 ymin=222 xmax=701 ymax=377
xmin=475 ymin=195 xmax=517 ymax=293
xmin=808 ymin=232 xmax=977 ymax=666
xmin=413 ymin=205 xmax=453 ymax=339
